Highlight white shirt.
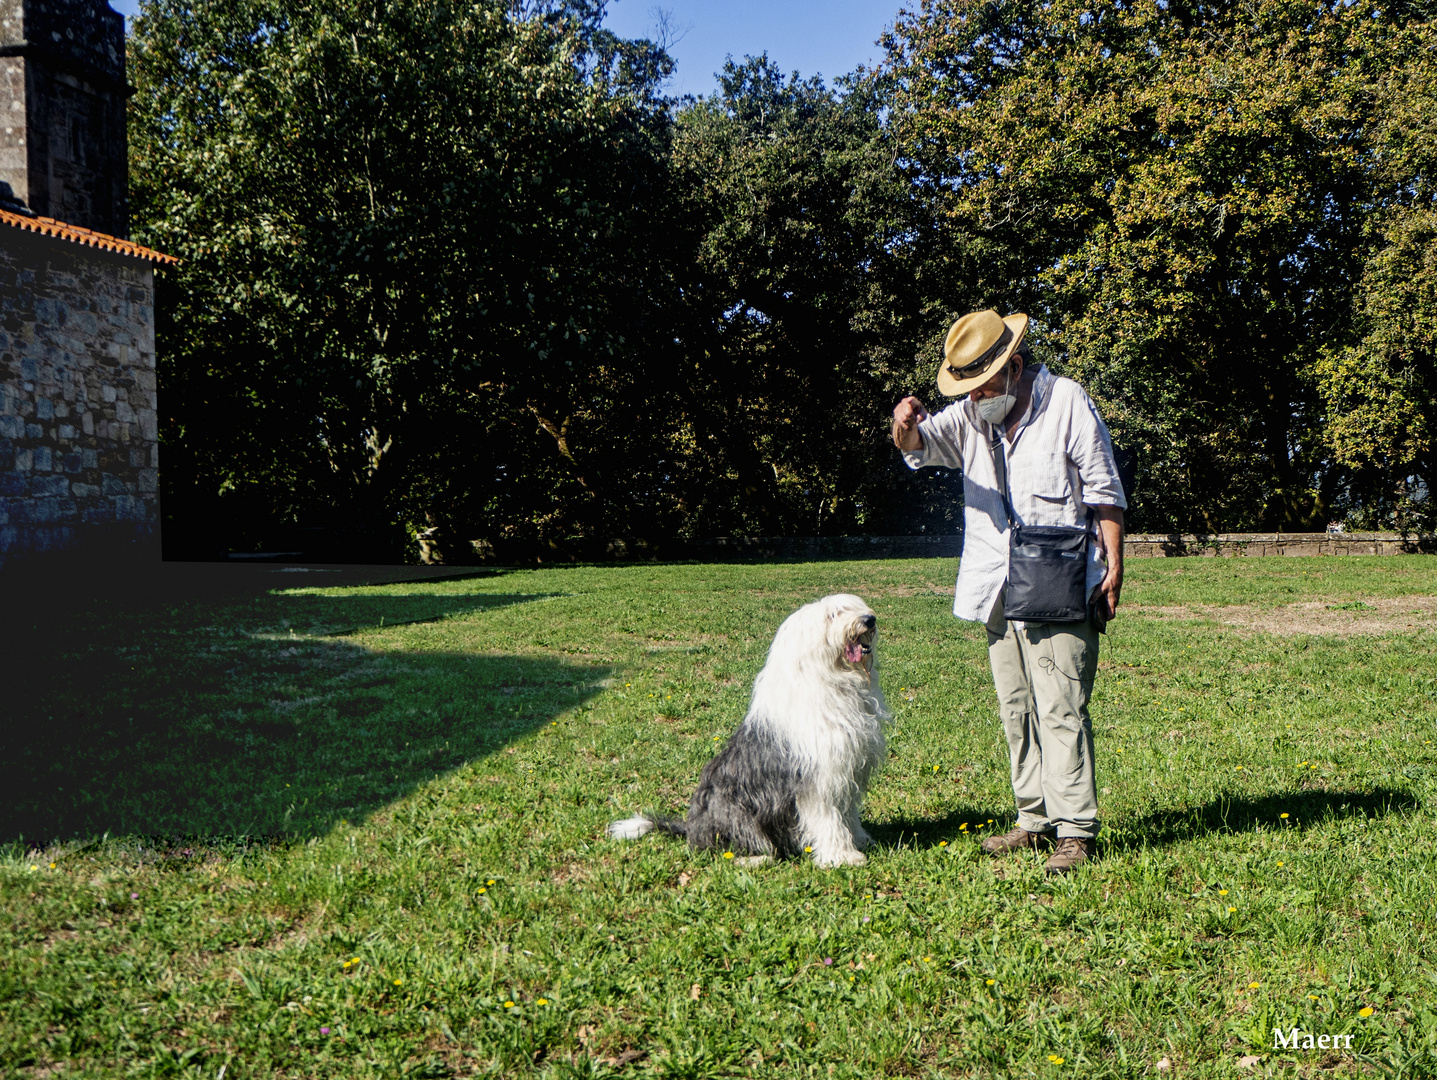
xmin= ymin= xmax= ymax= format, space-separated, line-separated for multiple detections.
xmin=903 ymin=364 xmax=1127 ymax=623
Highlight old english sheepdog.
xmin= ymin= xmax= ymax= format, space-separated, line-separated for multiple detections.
xmin=608 ymin=594 xmax=889 ymax=867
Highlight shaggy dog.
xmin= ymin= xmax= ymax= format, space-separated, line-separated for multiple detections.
xmin=608 ymin=594 xmax=889 ymax=867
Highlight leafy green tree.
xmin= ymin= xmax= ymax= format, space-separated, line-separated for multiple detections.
xmin=659 ymin=57 xmax=955 ymax=538
xmin=131 ymin=0 xmax=676 ymax=555
xmin=881 ymin=0 xmax=1412 ymax=532
xmin=1315 ymin=17 xmax=1437 ymax=532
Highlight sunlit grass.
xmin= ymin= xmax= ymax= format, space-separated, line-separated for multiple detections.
xmin=2 ymin=556 xmax=1435 ymax=1077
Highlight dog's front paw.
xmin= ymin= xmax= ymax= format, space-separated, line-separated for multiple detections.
xmin=813 ymin=849 xmax=867 ymax=868
xmin=851 ymin=827 xmax=873 ymax=851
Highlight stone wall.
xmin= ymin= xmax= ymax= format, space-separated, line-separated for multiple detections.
xmin=1122 ymin=532 xmax=1430 ymax=557
xmin=0 ymin=225 xmax=158 ymax=566
xmin=435 ymin=531 xmax=1432 ymax=564
xmin=0 ymin=0 xmax=129 ymax=236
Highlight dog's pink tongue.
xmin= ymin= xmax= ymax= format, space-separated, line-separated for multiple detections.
xmin=845 ymin=641 xmax=864 ymax=663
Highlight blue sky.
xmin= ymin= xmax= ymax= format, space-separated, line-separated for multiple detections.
xmin=106 ymin=0 xmax=902 ymax=98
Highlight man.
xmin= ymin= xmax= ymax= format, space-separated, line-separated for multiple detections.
xmin=892 ymin=310 xmax=1126 ymax=876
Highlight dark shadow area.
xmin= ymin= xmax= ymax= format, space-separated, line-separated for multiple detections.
xmin=864 ymin=788 xmax=1423 ymax=858
xmin=1106 ymin=788 xmax=1422 ymax=852
xmin=0 ymin=572 xmax=597 ymax=844
xmin=867 ymin=806 xmax=1008 ymax=849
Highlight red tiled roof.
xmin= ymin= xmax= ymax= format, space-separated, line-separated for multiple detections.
xmin=0 ymin=207 xmax=178 ymax=265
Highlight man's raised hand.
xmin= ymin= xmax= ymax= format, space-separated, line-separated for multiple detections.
xmin=892 ymin=396 xmax=929 ymax=451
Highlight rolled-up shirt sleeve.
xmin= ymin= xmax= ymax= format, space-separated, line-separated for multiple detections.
xmin=902 ymin=402 xmax=967 ymax=471
xmin=1068 ymin=389 xmax=1127 ymax=509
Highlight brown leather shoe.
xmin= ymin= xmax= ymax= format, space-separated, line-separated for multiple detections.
xmin=980 ymin=826 xmax=1055 ymax=855
xmin=1044 ymin=836 xmax=1096 ymax=876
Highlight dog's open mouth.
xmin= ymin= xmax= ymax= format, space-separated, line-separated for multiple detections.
xmin=844 ymin=637 xmax=873 ymax=664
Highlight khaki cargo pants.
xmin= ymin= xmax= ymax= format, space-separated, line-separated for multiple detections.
xmin=985 ymin=595 xmax=1100 ymax=839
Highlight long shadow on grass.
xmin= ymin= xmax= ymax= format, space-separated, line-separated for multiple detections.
xmin=867 ymin=807 xmax=1010 ymax=849
xmin=1107 ymin=787 xmax=1420 ymax=851
xmin=1 ymin=586 xmax=602 ymax=844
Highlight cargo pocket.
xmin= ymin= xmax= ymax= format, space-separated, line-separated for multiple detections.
xmin=1032 ymin=625 xmax=1097 ymax=695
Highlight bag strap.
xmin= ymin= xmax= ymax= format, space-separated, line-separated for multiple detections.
xmin=989 ymin=425 xmax=1016 ymax=529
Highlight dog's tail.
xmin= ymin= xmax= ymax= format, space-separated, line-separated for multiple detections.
xmin=608 ymin=814 xmax=687 ymax=841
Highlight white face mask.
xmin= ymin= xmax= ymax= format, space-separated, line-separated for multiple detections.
xmin=973 ymin=364 xmax=1016 ymax=424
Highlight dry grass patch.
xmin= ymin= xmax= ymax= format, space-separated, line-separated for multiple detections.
xmin=1128 ymin=595 xmax=1437 ymax=636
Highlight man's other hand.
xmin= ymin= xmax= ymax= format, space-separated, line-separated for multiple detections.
xmin=1093 ymin=506 xmax=1125 ymax=618
xmin=892 ymin=396 xmax=929 ymax=451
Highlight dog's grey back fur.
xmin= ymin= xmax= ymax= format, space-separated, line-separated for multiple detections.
xmin=684 ymin=718 xmax=805 ymax=857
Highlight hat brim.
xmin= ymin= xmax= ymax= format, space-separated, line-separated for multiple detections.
xmin=936 ymin=313 xmax=1029 ymax=396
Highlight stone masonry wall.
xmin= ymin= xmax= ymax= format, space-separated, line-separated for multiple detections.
xmin=0 ymin=0 xmax=130 ymax=236
xmin=0 ymin=226 xmax=158 ymax=565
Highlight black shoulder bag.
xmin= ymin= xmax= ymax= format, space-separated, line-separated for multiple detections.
xmin=990 ymin=427 xmax=1092 ymax=623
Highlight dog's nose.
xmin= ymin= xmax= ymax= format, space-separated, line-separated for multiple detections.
xmin=861 ymin=614 xmax=876 ymax=630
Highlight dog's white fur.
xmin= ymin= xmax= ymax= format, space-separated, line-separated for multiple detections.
xmin=610 ymin=593 xmax=889 ymax=867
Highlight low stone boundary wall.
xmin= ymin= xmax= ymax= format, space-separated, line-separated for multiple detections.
xmin=1122 ymin=532 xmax=1431 ymax=558
xmin=427 ymin=531 xmax=1432 ymax=565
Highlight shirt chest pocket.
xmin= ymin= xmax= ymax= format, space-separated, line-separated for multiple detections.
xmin=1011 ymin=453 xmax=1074 ymax=522
xmin=1012 ymin=453 xmax=1071 ymax=499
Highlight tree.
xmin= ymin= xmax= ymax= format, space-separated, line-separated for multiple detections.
xmin=659 ymin=57 xmax=954 ymax=538
xmin=131 ymin=0 xmax=676 ymax=555
xmin=881 ymin=0 xmax=1409 ymax=532
xmin=1314 ymin=16 xmax=1437 ymax=532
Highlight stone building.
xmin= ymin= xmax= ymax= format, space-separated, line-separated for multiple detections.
xmin=0 ymin=0 xmax=173 ymax=568
xmin=0 ymin=0 xmax=128 ymax=236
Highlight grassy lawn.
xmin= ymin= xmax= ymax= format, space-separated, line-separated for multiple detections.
xmin=3 ymin=556 xmax=1436 ymax=1078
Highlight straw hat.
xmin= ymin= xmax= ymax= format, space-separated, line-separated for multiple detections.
xmin=936 ymin=310 xmax=1029 ymax=396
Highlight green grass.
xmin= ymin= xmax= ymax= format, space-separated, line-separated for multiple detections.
xmin=3 ymin=557 xmax=1437 ymax=1078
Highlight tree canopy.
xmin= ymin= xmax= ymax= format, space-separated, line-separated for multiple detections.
xmin=129 ymin=0 xmax=1437 ymax=555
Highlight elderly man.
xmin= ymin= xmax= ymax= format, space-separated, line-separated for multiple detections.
xmin=892 ymin=310 xmax=1126 ymax=875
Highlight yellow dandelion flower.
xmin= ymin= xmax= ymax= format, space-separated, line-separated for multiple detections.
xmin=393 ymin=979 xmax=403 ymax=986
xmin=1280 ymin=812 xmax=1290 ymax=819
xmin=986 ymin=978 xmax=996 ymax=985
xmin=1248 ymin=982 xmax=1260 ymax=989
xmin=723 ymin=852 xmax=735 ymax=859
xmin=28 ymin=865 xmax=35 ymax=871
xmin=1299 ymin=760 xmax=1309 ymax=766
xmin=503 ymin=1001 xmax=515 ymax=1008
xmin=487 ymin=879 xmax=495 ymax=885
xmin=49 ymin=862 xmax=55 ymax=869
xmin=1048 ymin=1055 xmax=1065 ymax=1064
xmin=537 ymin=998 xmax=549 ymax=1005
xmin=939 ymin=841 xmax=948 ymax=847
xmin=713 ymin=736 xmax=720 ymax=741
xmin=960 ymin=823 xmax=968 ymax=831
xmin=1276 ymin=861 xmax=1284 ymax=867
xmin=1219 ymin=889 xmax=1228 ymax=896
xmin=478 ymin=887 xmax=487 ymax=894
xmin=1359 ymin=1007 xmax=1374 ymax=1018
xmin=351 ymin=957 xmax=360 ymax=964
xmin=1227 ymin=906 xmax=1237 ymax=913
xmin=933 ymin=765 xmax=939 ymax=772
xmin=1309 ymin=994 xmax=1320 ymax=1001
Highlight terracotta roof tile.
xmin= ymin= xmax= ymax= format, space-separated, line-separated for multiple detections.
xmin=0 ymin=208 xmax=178 ymax=265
